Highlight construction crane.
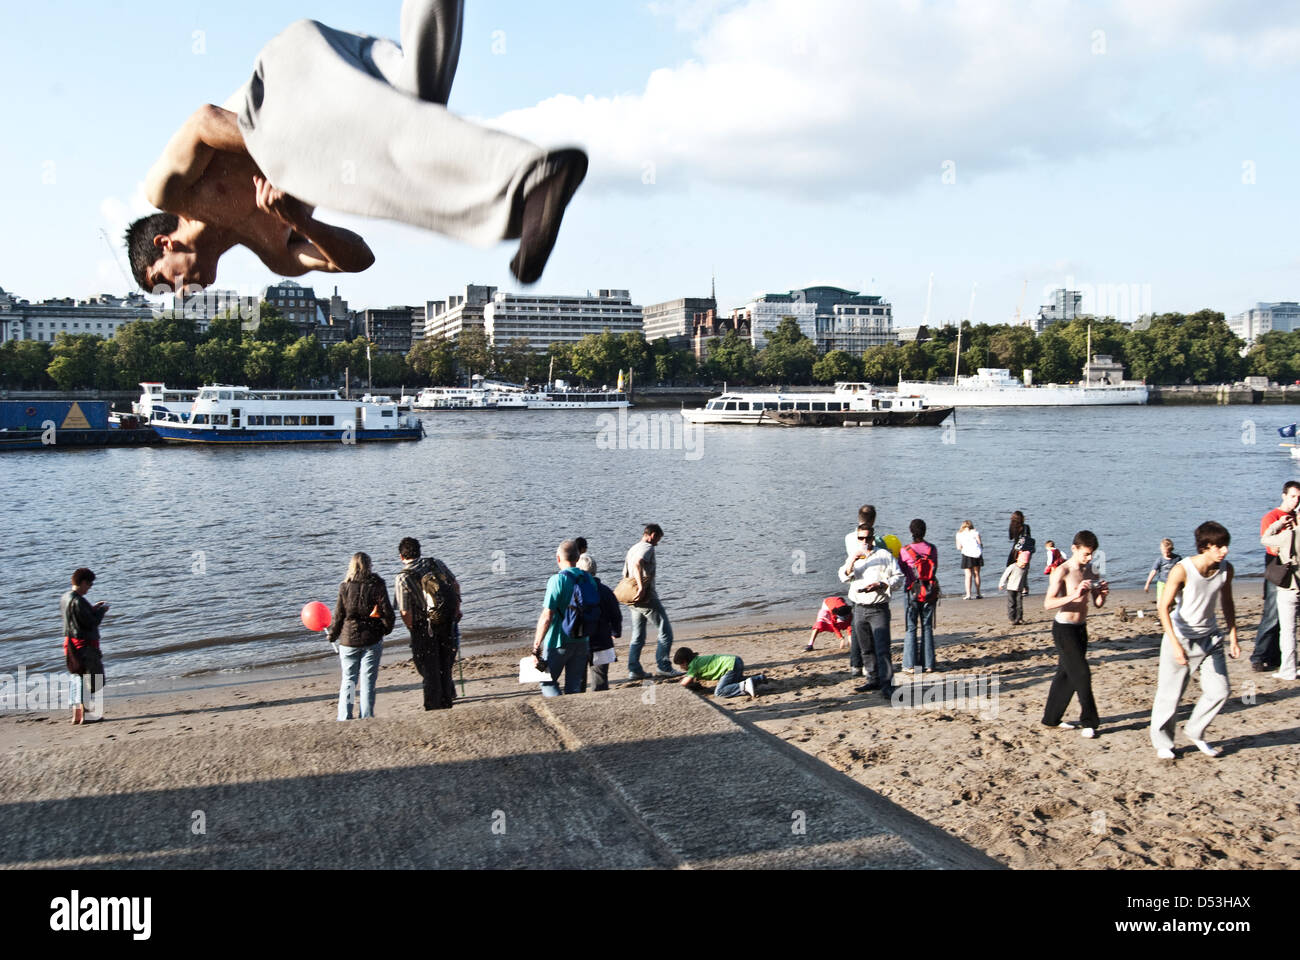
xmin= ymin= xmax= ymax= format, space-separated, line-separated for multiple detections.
xmin=1013 ymin=278 xmax=1028 ymax=326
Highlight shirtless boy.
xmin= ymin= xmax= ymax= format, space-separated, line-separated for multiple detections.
xmin=1041 ymin=530 xmax=1108 ymax=739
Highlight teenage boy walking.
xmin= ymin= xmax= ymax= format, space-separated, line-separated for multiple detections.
xmin=1151 ymin=521 xmax=1240 ymax=759
xmin=1041 ymin=530 xmax=1108 ymax=739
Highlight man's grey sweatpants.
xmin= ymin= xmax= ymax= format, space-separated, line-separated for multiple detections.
xmin=228 ymin=0 xmax=562 ymax=245
xmin=1149 ymin=633 xmax=1230 ymax=752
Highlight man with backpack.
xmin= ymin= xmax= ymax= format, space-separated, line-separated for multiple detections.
xmin=395 ymin=536 xmax=460 ymax=711
xmin=899 ymin=519 xmax=941 ymax=675
xmin=532 ymin=540 xmax=600 ymax=696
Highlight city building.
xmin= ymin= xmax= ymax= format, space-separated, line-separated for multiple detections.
xmin=0 ymin=288 xmax=156 ymax=343
xmin=363 ymin=307 xmax=419 ymax=354
xmin=1228 ymin=302 xmax=1300 ymax=344
xmin=482 ymin=289 xmax=643 ymax=352
xmin=170 ymin=288 xmax=259 ymax=330
xmin=691 ymin=309 xmax=751 ymax=363
xmin=422 ymin=284 xmax=497 ymax=342
xmin=643 ymin=296 xmax=717 ymax=348
xmin=734 ymin=286 xmax=894 ymax=352
xmin=1033 ymin=288 xmax=1083 ymax=333
xmin=262 ymin=281 xmax=322 ymax=331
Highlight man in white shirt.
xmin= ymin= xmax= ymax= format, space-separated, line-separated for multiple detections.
xmin=839 ymin=522 xmax=905 ymax=697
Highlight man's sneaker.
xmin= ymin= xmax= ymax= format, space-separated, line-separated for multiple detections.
xmin=625 ymin=670 xmax=650 ymax=682
xmin=752 ymin=673 xmax=770 ymax=685
xmin=742 ymin=678 xmax=757 ymax=699
xmin=854 ymin=681 xmax=881 ymax=693
xmin=1053 ymin=722 xmax=1077 ymax=730
xmin=1191 ymin=738 xmax=1222 ymax=757
xmin=1156 ymin=747 xmax=1175 ymax=760
xmin=656 ymin=668 xmax=684 ymax=678
xmin=879 ymin=685 xmax=895 ymax=700
xmin=1080 ymin=727 xmax=1096 ymax=739
xmin=850 ymin=666 xmax=864 ymax=677
xmin=1271 ymin=671 xmax=1297 ymax=681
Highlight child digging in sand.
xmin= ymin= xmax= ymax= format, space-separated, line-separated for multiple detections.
xmin=673 ymin=647 xmax=765 ymax=699
xmin=1150 ymin=521 xmax=1240 ymax=760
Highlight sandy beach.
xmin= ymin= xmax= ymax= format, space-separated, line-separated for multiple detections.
xmin=3 ymin=584 xmax=1297 ymax=869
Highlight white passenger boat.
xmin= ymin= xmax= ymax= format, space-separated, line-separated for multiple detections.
xmin=140 ymin=383 xmax=423 ymax=444
xmin=414 ymin=376 xmax=628 ymax=410
xmin=682 ymin=383 xmax=953 ymax=426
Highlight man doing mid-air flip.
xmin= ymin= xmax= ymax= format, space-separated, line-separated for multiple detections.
xmin=127 ymin=0 xmax=588 ymax=293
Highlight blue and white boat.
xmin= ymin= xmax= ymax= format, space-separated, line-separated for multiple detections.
xmin=142 ymin=383 xmax=423 ymax=444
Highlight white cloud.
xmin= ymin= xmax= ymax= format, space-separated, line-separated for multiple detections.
xmin=485 ymin=0 xmax=1300 ymax=199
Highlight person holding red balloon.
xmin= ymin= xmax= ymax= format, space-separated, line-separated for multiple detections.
xmin=322 ymin=552 xmax=395 ymax=720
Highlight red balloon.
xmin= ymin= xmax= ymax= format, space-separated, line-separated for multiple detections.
xmin=301 ymin=601 xmax=331 ymax=632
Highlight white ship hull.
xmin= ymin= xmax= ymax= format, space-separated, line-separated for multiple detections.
xmin=897 ymin=381 xmax=1147 ymax=406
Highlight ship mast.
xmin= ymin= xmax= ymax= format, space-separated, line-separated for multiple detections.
xmin=1086 ymin=323 xmax=1092 ymax=383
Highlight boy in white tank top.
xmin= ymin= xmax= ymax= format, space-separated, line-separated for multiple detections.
xmin=1151 ymin=521 xmax=1241 ymax=759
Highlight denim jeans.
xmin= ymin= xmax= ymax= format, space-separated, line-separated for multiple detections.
xmin=903 ymin=598 xmax=936 ymax=671
xmin=628 ymin=596 xmax=674 ymax=673
xmin=1254 ymin=574 xmax=1281 ymax=667
xmin=338 ymin=641 xmax=383 ymax=720
xmin=541 ymin=642 xmax=589 ymax=697
xmin=714 ymin=657 xmax=747 ymax=697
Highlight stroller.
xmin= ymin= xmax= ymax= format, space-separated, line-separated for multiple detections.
xmin=806 ymin=596 xmax=853 ymax=651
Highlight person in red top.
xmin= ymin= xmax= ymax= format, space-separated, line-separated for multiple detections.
xmin=1043 ymin=540 xmax=1066 ymax=576
xmin=1258 ymin=481 xmax=1300 ymax=678
xmin=899 ymin=519 xmax=940 ymax=674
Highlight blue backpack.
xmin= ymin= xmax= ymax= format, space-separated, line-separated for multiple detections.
xmin=561 ymin=569 xmax=602 ymax=641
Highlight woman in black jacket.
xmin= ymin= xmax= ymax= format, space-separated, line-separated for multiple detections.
xmin=327 ymin=552 xmax=395 ymax=720
xmin=1006 ymin=511 xmax=1035 ymax=625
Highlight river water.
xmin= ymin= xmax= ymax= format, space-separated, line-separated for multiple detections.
xmin=3 ymin=404 xmax=1295 ymax=681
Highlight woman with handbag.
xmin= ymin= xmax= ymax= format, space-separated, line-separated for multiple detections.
xmin=61 ymin=567 xmax=109 ymax=725
xmin=326 ymin=552 xmax=396 ymax=720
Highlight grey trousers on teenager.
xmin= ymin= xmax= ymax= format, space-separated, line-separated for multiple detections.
xmin=226 ymin=0 xmax=562 ymax=245
xmin=1150 ymin=633 xmax=1230 ymax=751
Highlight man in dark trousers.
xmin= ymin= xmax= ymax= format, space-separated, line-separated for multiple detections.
xmin=1252 ymin=481 xmax=1299 ymax=672
xmin=395 ymin=537 xmax=460 ymax=710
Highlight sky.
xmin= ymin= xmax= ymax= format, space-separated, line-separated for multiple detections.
xmin=1 ymin=0 xmax=1298 ymax=326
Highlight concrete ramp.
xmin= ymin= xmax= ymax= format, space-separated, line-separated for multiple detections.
xmin=0 ymin=685 xmax=996 ymax=869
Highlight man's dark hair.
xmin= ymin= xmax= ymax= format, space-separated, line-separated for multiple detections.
xmin=558 ymin=540 xmax=580 ymax=563
xmin=1073 ymin=530 xmax=1099 ymax=550
xmin=574 ymin=537 xmax=588 ymax=555
xmin=1284 ymin=481 xmax=1300 ymax=495
xmin=1195 ymin=521 xmax=1231 ymax=551
xmin=124 ymin=213 xmax=179 ymax=290
xmin=644 ymin=523 xmax=664 ymax=539
xmin=672 ymin=647 xmax=695 ymax=666
xmin=71 ymin=567 xmax=95 ymax=587
xmin=858 ymin=504 xmax=876 ymax=526
xmin=909 ymin=518 xmax=926 ymax=541
xmin=398 ymin=537 xmax=421 ymax=560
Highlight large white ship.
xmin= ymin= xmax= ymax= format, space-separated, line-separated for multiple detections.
xmin=414 ymin=375 xmax=629 ymax=410
xmin=898 ymin=362 xmax=1148 ymax=407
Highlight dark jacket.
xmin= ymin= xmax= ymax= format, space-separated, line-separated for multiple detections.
xmin=328 ymin=574 xmax=396 ymax=647
xmin=1007 ymin=525 xmax=1036 ymax=568
xmin=61 ymin=589 xmax=106 ymax=648
xmin=590 ymin=577 xmax=622 ymax=653
xmin=395 ymin=556 xmax=459 ymax=638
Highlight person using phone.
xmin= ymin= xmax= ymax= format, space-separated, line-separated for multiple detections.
xmin=61 ymin=567 xmax=109 ymax=725
xmin=1041 ymin=531 xmax=1108 ymax=739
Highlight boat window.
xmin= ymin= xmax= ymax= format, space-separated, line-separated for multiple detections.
xmin=319 ymin=416 xmax=335 ymax=426
xmin=706 ymin=401 xmax=719 ymax=410
xmin=879 ymin=401 xmax=892 ymax=409
xmin=763 ymin=402 xmax=778 ymax=410
xmin=779 ymin=402 xmax=794 ymax=411
xmin=811 ymin=402 xmax=826 ymax=412
xmin=796 ymin=402 xmax=811 ymax=411
xmin=219 ymin=391 xmax=232 ymax=401
xmin=266 ymin=415 xmax=283 ymax=426
xmin=211 ymin=414 xmax=229 ymax=426
xmin=283 ymin=415 xmax=300 ymax=426
xmin=248 ymin=416 xmax=264 ymax=426
xmin=724 ymin=402 xmax=737 ymax=411
xmin=301 ymin=415 xmax=318 ymax=426
xmin=735 ymin=402 xmax=750 ymax=411
xmin=192 ymin=414 xmax=208 ymax=425
xmin=382 ymin=409 xmax=394 ymax=417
